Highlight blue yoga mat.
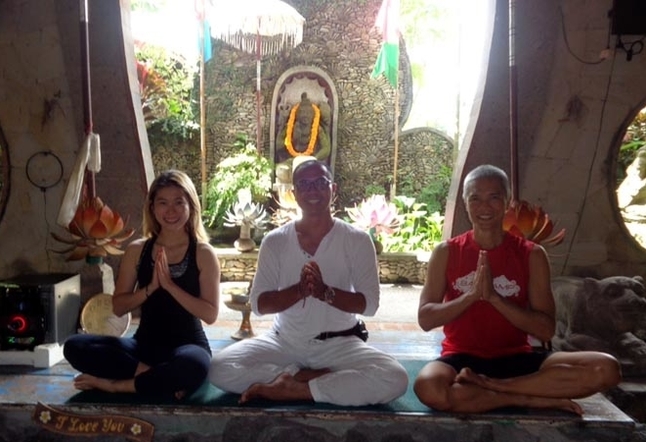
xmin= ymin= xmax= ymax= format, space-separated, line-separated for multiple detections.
xmin=66 ymin=359 xmax=427 ymax=413
xmin=65 ymin=358 xmax=580 ymax=419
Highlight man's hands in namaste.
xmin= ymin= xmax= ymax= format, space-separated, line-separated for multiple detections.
xmin=469 ymin=250 xmax=498 ymax=303
xmin=299 ymin=261 xmax=327 ymax=306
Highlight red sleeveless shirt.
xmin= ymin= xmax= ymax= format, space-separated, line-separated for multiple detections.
xmin=441 ymin=231 xmax=534 ymax=358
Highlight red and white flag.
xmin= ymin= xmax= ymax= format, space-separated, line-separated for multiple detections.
xmin=371 ymin=0 xmax=400 ymax=88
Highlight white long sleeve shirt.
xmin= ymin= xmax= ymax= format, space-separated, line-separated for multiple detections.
xmin=250 ymin=219 xmax=380 ymax=343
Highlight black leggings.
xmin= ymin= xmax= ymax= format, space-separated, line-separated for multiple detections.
xmin=63 ymin=334 xmax=211 ymax=398
xmin=436 ymin=351 xmax=550 ymax=379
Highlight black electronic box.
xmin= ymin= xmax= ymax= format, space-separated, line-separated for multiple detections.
xmin=0 ymin=273 xmax=80 ymax=351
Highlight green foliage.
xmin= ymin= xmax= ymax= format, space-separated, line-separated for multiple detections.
xmin=348 ymin=164 xmax=450 ymax=253
xmin=131 ymin=0 xmax=166 ymax=12
xmin=203 ymin=135 xmax=273 ymax=229
xmin=417 ymin=164 xmax=452 ymax=213
xmin=364 ymin=184 xmax=387 ymax=197
xmin=394 ymin=164 xmax=451 ymax=215
xmin=617 ymin=108 xmax=646 ymax=184
xmin=134 ymin=43 xmax=199 ymax=142
xmin=380 ymin=196 xmax=444 ymax=253
xmin=401 ymin=0 xmax=447 ymax=48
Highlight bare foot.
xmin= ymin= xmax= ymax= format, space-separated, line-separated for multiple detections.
xmin=454 ymin=368 xmax=584 ymax=415
xmin=524 ymin=396 xmax=584 ymax=415
xmin=294 ymin=368 xmax=331 ymax=382
xmin=134 ymin=362 xmax=151 ymax=377
xmin=73 ymin=373 xmax=136 ymax=394
xmin=174 ymin=390 xmax=187 ymax=400
xmin=239 ymin=373 xmax=313 ymax=404
xmin=455 ymin=367 xmax=489 ymax=388
xmin=73 ymin=374 xmax=117 ymax=392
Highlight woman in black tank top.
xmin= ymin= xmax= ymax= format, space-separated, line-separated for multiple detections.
xmin=64 ymin=170 xmax=221 ymax=400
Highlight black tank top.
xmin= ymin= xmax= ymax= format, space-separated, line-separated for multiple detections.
xmin=133 ymin=236 xmax=211 ymax=355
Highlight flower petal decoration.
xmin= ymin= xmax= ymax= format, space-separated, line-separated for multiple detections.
xmin=503 ymin=199 xmax=565 ymax=247
xmin=223 ymin=192 xmax=269 ymax=230
xmin=52 ymin=196 xmax=134 ymax=261
xmin=346 ymin=195 xmax=399 ymax=238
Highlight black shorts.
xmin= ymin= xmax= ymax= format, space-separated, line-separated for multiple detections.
xmin=436 ymin=350 xmax=551 ymax=379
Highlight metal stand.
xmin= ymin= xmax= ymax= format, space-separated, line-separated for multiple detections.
xmin=224 ymin=300 xmax=255 ymax=340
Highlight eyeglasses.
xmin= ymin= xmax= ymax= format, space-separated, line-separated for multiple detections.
xmin=294 ymin=177 xmax=332 ymax=192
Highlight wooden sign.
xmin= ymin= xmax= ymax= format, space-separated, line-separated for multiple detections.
xmin=33 ymin=402 xmax=154 ymax=441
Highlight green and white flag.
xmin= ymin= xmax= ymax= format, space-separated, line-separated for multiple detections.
xmin=371 ymin=0 xmax=400 ymax=88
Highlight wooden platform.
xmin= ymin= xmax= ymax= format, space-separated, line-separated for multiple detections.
xmin=0 ymin=284 xmax=641 ymax=441
xmin=0 ymin=330 xmax=639 ymax=441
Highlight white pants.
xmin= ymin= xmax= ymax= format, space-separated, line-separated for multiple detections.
xmin=209 ymin=331 xmax=409 ymax=406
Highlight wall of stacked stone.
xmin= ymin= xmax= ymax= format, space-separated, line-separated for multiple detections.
xmin=151 ymin=0 xmax=454 ymax=211
xmin=218 ymin=250 xmax=428 ymax=285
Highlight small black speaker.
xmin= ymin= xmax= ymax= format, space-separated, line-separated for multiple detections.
xmin=0 ymin=273 xmax=80 ymax=351
xmin=0 ymin=287 xmax=46 ymax=350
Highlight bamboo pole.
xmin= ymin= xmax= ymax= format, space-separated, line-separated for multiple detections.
xmin=200 ymin=0 xmax=207 ymax=208
xmin=509 ymin=0 xmax=519 ymax=202
xmin=256 ymin=28 xmax=262 ymax=154
xmin=391 ymin=87 xmax=400 ymax=199
xmin=80 ymin=0 xmax=95 ymax=199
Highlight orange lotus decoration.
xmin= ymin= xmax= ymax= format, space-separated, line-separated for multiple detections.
xmin=52 ymin=196 xmax=135 ymax=261
xmin=503 ymin=199 xmax=566 ymax=247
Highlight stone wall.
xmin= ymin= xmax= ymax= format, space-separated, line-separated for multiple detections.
xmin=218 ymin=248 xmax=428 ymax=285
xmin=152 ymin=0 xmax=454 ymax=210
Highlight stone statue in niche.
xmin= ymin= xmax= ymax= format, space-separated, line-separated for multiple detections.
xmin=551 ymin=275 xmax=646 ymax=376
xmin=274 ymin=92 xmax=332 ymax=186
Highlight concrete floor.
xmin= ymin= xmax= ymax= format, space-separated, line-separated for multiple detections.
xmin=217 ymin=281 xmax=423 ymax=325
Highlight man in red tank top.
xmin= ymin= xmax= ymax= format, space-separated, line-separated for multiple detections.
xmin=413 ymin=164 xmax=621 ymax=414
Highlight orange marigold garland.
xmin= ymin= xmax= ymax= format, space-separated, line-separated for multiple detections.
xmin=284 ymin=103 xmax=321 ymax=157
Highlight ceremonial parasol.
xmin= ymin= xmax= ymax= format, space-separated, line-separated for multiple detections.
xmin=208 ymin=0 xmax=305 ymax=153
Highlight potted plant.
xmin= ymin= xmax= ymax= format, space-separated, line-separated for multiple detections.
xmin=380 ymin=196 xmax=444 ymax=254
xmin=203 ymin=135 xmax=273 ymax=242
xmin=223 ymin=189 xmax=270 ymax=252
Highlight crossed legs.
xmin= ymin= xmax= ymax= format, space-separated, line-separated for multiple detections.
xmin=64 ymin=335 xmax=210 ymax=399
xmin=414 ymin=351 xmax=621 ymax=414
xmin=210 ymin=333 xmax=408 ymax=406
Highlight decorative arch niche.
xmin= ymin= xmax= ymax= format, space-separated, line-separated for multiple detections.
xmin=269 ymin=66 xmax=339 ymax=188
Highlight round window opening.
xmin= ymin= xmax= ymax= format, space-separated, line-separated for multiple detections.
xmin=616 ymin=105 xmax=646 ymax=248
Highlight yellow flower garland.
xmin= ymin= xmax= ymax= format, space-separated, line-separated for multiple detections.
xmin=284 ymin=103 xmax=321 ymax=157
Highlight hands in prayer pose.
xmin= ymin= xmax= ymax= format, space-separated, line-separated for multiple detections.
xmin=414 ymin=164 xmax=621 ymax=415
xmin=209 ymin=160 xmax=408 ymax=406
xmin=64 ymin=170 xmax=220 ymax=400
